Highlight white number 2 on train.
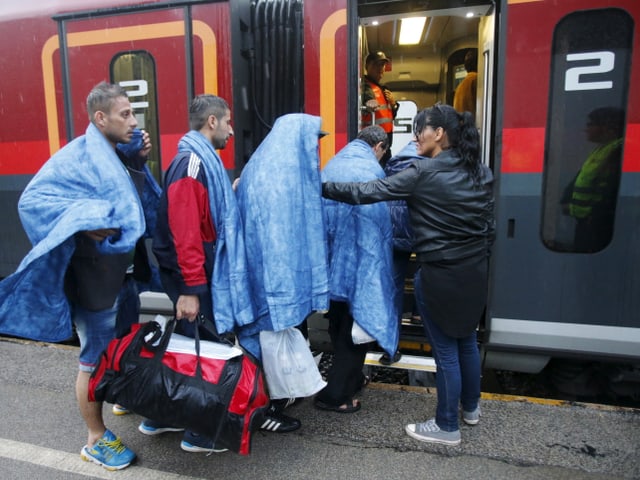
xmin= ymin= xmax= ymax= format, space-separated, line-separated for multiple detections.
xmin=564 ymin=51 xmax=614 ymax=91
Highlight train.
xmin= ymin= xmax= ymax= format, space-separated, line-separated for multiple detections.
xmin=0 ymin=0 xmax=639 ymax=397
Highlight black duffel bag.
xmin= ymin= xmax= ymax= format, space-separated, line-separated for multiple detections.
xmin=89 ymin=316 xmax=269 ymax=455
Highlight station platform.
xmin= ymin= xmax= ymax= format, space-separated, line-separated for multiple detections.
xmin=0 ymin=337 xmax=638 ymax=480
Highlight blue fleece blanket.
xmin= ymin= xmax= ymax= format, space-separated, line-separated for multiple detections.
xmin=177 ymin=131 xmax=255 ymax=334
xmin=236 ymin=114 xmax=329 ymax=357
xmin=321 ymin=139 xmax=397 ymax=356
xmin=0 ymin=123 xmax=159 ymax=342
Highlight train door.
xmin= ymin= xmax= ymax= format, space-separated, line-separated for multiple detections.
xmin=47 ymin=2 xmax=235 ymax=177
xmin=355 ymin=1 xmax=496 ymax=347
xmin=485 ymin=1 xmax=640 ymax=371
xmin=356 ymin=0 xmax=495 ymax=139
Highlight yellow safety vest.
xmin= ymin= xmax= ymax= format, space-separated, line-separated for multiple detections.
xmin=569 ymin=138 xmax=623 ymax=219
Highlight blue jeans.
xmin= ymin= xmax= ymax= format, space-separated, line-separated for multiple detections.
xmin=74 ymin=277 xmax=140 ymax=372
xmin=414 ymin=270 xmax=480 ymax=431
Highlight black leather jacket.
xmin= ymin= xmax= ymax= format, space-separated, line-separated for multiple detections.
xmin=323 ymin=150 xmax=495 ymax=262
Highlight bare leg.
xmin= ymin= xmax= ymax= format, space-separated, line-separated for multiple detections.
xmin=76 ymin=370 xmax=105 ymax=447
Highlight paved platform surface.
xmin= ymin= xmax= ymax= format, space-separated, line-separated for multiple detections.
xmin=0 ymin=338 xmax=638 ymax=480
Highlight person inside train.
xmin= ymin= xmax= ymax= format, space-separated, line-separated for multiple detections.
xmin=141 ymin=95 xmax=302 ymax=452
xmin=361 ymin=51 xmax=399 ymax=166
xmin=453 ymin=49 xmax=478 ymax=117
xmin=322 ymin=104 xmax=495 ymax=445
xmin=315 ymin=125 xmax=397 ymax=413
xmin=0 ymin=82 xmax=158 ymax=471
xmin=563 ymin=106 xmax=624 ymax=252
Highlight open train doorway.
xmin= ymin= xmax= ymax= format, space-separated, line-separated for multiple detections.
xmin=356 ymin=0 xmax=496 ymax=164
xmin=354 ymin=1 xmax=496 ymax=360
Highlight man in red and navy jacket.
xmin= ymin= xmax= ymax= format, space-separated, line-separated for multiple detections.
xmin=151 ymin=95 xmax=300 ymax=444
xmin=152 ymin=97 xmax=229 ymax=330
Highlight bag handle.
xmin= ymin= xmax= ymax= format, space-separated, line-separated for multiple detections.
xmin=194 ymin=314 xmax=234 ymax=347
xmin=139 ymin=318 xmax=176 ymax=359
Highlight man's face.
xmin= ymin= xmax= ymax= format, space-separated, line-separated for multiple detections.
xmin=212 ymin=109 xmax=234 ymax=149
xmin=101 ymin=95 xmax=137 ymax=146
xmin=366 ymin=60 xmax=387 ymax=83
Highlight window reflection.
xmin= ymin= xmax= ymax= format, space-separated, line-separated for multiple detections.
xmin=541 ymin=8 xmax=632 ymax=253
xmin=561 ymin=108 xmax=624 ymax=252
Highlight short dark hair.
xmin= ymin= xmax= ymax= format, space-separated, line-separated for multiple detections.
xmin=357 ymin=125 xmax=388 ymax=149
xmin=86 ymin=81 xmax=129 ymax=123
xmin=189 ymin=94 xmax=230 ymax=131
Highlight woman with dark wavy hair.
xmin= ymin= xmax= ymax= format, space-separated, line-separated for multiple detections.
xmin=322 ymin=104 xmax=494 ymax=445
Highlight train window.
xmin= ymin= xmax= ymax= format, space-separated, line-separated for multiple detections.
xmin=110 ymin=51 xmax=161 ymax=182
xmin=541 ymin=9 xmax=633 ymax=253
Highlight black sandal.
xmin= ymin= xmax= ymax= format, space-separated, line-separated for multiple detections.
xmin=314 ymin=398 xmax=361 ymax=414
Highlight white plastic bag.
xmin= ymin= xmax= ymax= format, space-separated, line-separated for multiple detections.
xmin=352 ymin=320 xmax=375 ymax=344
xmin=259 ymin=327 xmax=327 ymax=399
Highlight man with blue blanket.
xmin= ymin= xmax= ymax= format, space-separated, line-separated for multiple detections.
xmin=0 ymin=82 xmax=160 ymax=470
xmin=314 ymin=125 xmax=397 ymax=413
xmin=142 ymin=95 xmax=298 ymax=450
xmin=235 ymin=113 xmax=330 ymax=431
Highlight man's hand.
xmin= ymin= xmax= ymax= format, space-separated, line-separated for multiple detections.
xmin=383 ymin=90 xmax=396 ymax=108
xmin=176 ymin=294 xmax=200 ymax=322
xmin=139 ymin=129 xmax=152 ymax=158
xmin=365 ymin=99 xmax=379 ymax=111
xmin=83 ymin=228 xmax=120 ymax=242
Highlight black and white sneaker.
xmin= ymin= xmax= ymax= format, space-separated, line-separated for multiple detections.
xmin=260 ymin=404 xmax=301 ymax=433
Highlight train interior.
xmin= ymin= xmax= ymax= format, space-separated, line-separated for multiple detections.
xmin=357 ymin=0 xmax=495 ymax=163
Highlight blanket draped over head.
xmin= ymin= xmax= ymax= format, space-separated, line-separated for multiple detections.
xmin=0 ymin=123 xmax=160 ymax=342
xmin=177 ymin=131 xmax=255 ymax=334
xmin=235 ymin=114 xmax=329 ymax=358
xmin=321 ymin=138 xmax=397 ymax=357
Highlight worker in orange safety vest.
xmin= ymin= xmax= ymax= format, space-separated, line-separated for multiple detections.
xmin=361 ymin=51 xmax=399 ymax=165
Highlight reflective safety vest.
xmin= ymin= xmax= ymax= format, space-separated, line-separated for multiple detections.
xmin=361 ymin=80 xmax=394 ymax=133
xmin=569 ymin=138 xmax=623 ymax=219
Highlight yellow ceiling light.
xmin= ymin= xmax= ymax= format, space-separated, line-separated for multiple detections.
xmin=398 ymin=17 xmax=426 ymax=45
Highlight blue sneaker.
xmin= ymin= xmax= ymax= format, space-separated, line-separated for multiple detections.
xmin=80 ymin=429 xmax=136 ymax=471
xmin=138 ymin=419 xmax=184 ymax=436
xmin=405 ymin=418 xmax=461 ymax=446
xmin=180 ymin=430 xmax=228 ymax=454
xmin=462 ymin=406 xmax=481 ymax=425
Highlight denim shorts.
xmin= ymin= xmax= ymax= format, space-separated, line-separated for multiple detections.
xmin=73 ymin=278 xmax=139 ymax=372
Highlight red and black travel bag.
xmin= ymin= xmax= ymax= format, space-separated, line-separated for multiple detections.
xmin=89 ymin=316 xmax=269 ymax=455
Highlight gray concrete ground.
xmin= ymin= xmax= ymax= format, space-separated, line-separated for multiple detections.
xmin=0 ymin=338 xmax=638 ymax=480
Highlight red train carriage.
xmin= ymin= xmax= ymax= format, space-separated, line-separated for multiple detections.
xmin=0 ymin=0 xmax=638 ymax=394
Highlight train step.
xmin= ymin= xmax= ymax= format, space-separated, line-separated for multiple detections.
xmin=364 ymin=352 xmax=436 ymax=373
